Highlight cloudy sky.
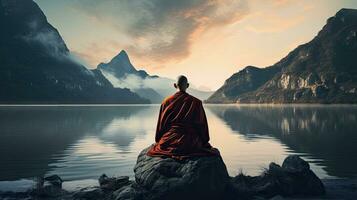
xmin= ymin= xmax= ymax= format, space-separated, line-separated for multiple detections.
xmin=35 ymin=0 xmax=357 ymax=91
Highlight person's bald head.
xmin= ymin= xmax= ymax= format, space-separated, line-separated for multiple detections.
xmin=174 ymin=75 xmax=189 ymax=92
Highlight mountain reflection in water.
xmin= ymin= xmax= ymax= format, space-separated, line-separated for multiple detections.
xmin=207 ymin=104 xmax=357 ymax=178
xmin=0 ymin=105 xmax=356 ymax=186
xmin=0 ymin=106 xmax=155 ymax=181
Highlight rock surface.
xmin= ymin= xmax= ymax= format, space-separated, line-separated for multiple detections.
xmin=98 ymin=174 xmax=130 ymax=191
xmin=133 ymin=145 xmax=230 ymax=200
xmin=0 ymin=148 xmax=331 ymax=200
xmin=73 ymin=186 xmax=106 ymax=200
xmin=231 ymin=155 xmax=325 ymax=198
xmin=282 ymin=155 xmax=310 ymax=173
xmin=112 ymin=183 xmax=145 ymax=200
xmin=44 ymin=174 xmax=63 ymax=187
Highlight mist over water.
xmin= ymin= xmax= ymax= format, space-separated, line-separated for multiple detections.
xmin=0 ymin=105 xmax=357 ymax=190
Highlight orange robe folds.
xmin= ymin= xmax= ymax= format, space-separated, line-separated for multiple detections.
xmin=147 ymin=91 xmax=220 ymax=159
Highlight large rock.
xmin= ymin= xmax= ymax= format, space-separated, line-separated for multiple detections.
xmin=231 ymin=155 xmax=325 ymax=198
xmin=133 ymin=145 xmax=230 ymax=200
xmin=282 ymin=155 xmax=310 ymax=173
xmin=29 ymin=175 xmax=67 ymax=198
xmin=112 ymin=183 xmax=145 ymax=200
xmin=44 ymin=175 xmax=63 ymax=188
xmin=279 ymin=155 xmax=325 ymax=196
xmin=98 ymin=174 xmax=130 ymax=191
xmin=73 ymin=187 xmax=106 ymax=200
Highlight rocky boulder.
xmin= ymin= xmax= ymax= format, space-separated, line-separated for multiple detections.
xmin=282 ymin=155 xmax=310 ymax=173
xmin=231 ymin=155 xmax=325 ymax=198
xmin=133 ymin=145 xmax=230 ymax=200
xmin=98 ymin=174 xmax=130 ymax=191
xmin=279 ymin=155 xmax=325 ymax=196
xmin=44 ymin=175 xmax=63 ymax=187
xmin=73 ymin=187 xmax=106 ymax=200
xmin=0 ymin=154 xmax=328 ymax=200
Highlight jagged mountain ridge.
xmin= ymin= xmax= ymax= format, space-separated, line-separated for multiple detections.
xmin=207 ymin=66 xmax=279 ymax=103
xmin=0 ymin=0 xmax=149 ymax=103
xmin=97 ymin=50 xmax=213 ymax=103
xmin=98 ymin=50 xmax=153 ymax=79
xmin=207 ymin=8 xmax=357 ymax=103
xmin=98 ymin=50 xmax=164 ymax=103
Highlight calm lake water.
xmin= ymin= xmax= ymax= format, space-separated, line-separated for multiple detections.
xmin=0 ymin=105 xmax=357 ymax=191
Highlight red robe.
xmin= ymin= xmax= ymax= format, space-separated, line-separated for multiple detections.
xmin=147 ymin=91 xmax=219 ymax=159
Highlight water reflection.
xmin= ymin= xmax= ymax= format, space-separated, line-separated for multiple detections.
xmin=0 ymin=106 xmax=155 ymax=181
xmin=207 ymin=105 xmax=357 ymax=178
xmin=48 ymin=106 xmax=158 ymax=180
xmin=0 ymin=105 xmax=356 ymax=186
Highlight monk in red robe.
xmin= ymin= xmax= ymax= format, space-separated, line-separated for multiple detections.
xmin=147 ymin=75 xmax=220 ymax=159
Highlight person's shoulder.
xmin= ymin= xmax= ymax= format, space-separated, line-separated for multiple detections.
xmin=186 ymin=93 xmax=202 ymax=104
xmin=161 ymin=94 xmax=175 ymax=105
xmin=161 ymin=92 xmax=202 ymax=105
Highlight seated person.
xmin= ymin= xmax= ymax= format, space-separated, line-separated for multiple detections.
xmin=147 ymin=75 xmax=219 ymax=159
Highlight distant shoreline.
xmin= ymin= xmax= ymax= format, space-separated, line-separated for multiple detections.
xmin=0 ymin=104 xmax=160 ymax=106
xmin=1 ymin=103 xmax=357 ymax=106
xmin=0 ymin=173 xmax=356 ymax=199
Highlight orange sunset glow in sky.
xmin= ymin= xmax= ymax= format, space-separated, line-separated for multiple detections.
xmin=35 ymin=0 xmax=357 ymax=90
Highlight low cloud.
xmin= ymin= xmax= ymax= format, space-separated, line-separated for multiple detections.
xmin=23 ymin=20 xmax=69 ymax=56
xmin=100 ymin=71 xmax=175 ymax=96
xmin=22 ymin=19 xmax=94 ymax=75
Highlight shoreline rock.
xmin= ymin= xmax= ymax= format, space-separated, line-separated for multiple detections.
xmin=134 ymin=146 xmax=230 ymax=200
xmin=2 ymin=146 xmax=349 ymax=200
xmin=98 ymin=174 xmax=130 ymax=191
xmin=229 ymin=156 xmax=325 ymax=199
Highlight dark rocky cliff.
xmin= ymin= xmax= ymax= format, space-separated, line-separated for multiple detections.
xmin=207 ymin=8 xmax=357 ymax=103
xmin=0 ymin=0 xmax=149 ymax=104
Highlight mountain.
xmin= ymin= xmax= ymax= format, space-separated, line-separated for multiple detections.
xmin=207 ymin=8 xmax=357 ymax=104
xmin=98 ymin=50 xmax=152 ymax=79
xmin=207 ymin=66 xmax=279 ymax=103
xmin=0 ymin=0 xmax=149 ymax=104
xmin=98 ymin=50 xmax=164 ymax=103
xmin=97 ymin=50 xmax=213 ymax=103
